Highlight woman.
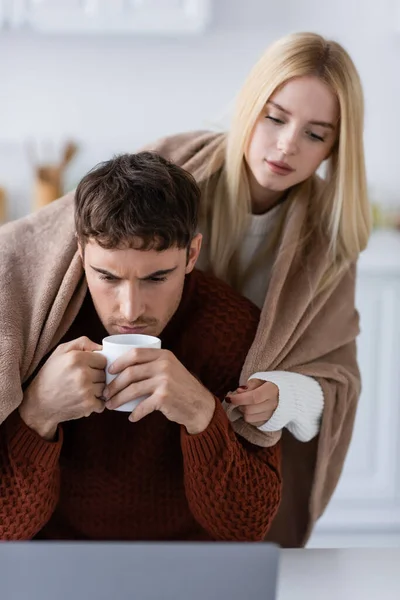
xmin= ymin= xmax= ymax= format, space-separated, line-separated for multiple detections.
xmin=143 ymin=32 xmax=371 ymax=546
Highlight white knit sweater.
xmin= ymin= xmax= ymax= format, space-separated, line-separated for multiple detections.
xmin=197 ymin=203 xmax=324 ymax=442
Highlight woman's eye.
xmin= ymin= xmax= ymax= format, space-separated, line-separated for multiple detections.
xmin=266 ymin=115 xmax=284 ymax=125
xmin=308 ymin=131 xmax=325 ymax=142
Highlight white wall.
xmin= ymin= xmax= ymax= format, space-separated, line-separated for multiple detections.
xmin=1 ymin=0 xmax=400 ymax=220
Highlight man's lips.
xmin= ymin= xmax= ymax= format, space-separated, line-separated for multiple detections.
xmin=117 ymin=325 xmax=149 ymax=334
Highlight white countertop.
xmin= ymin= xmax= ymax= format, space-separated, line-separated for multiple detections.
xmin=277 ymin=549 xmax=400 ymax=599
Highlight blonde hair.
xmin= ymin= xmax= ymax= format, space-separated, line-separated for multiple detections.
xmin=201 ymin=32 xmax=371 ymax=292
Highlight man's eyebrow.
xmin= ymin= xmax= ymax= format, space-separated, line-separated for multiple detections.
xmin=90 ymin=266 xmax=177 ymax=280
xmin=267 ymin=101 xmax=335 ymax=129
xmin=90 ymin=266 xmax=121 ymax=279
xmin=140 ymin=268 xmax=177 ymax=280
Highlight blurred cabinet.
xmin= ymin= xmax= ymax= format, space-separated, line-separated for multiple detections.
xmin=6 ymin=0 xmax=212 ymax=34
xmin=311 ymin=230 xmax=400 ymax=544
xmin=0 ymin=1 xmax=6 ymax=27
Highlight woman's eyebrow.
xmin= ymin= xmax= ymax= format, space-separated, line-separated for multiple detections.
xmin=267 ymin=101 xmax=335 ymax=129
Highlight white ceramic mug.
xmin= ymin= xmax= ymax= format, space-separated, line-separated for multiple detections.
xmin=94 ymin=333 xmax=161 ymax=412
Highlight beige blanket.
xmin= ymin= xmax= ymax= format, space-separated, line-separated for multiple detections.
xmin=0 ymin=131 xmax=360 ymax=547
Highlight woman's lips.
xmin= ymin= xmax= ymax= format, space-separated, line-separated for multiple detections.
xmin=266 ymin=160 xmax=295 ymax=175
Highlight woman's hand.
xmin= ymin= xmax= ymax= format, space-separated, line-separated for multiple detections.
xmin=226 ymin=378 xmax=279 ymax=427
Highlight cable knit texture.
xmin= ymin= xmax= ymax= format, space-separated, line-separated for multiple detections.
xmin=250 ymin=372 xmax=324 ymax=441
xmin=0 ymin=269 xmax=281 ymax=541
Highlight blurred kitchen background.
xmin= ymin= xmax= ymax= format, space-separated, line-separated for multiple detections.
xmin=1 ymin=0 xmax=400 ymax=547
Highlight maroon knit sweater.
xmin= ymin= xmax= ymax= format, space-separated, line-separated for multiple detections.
xmin=0 ymin=269 xmax=281 ymax=541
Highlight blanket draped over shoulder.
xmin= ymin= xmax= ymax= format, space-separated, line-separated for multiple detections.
xmin=0 ymin=131 xmax=360 ymax=547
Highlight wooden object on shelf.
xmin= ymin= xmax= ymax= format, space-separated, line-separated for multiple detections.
xmin=30 ymin=141 xmax=78 ymax=211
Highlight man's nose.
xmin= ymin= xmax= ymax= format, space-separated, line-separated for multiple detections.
xmin=120 ymin=285 xmax=144 ymax=323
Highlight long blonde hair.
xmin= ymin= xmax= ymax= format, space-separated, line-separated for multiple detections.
xmin=201 ymin=32 xmax=371 ymax=291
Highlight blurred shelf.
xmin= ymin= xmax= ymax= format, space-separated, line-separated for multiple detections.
xmin=4 ymin=0 xmax=212 ymax=35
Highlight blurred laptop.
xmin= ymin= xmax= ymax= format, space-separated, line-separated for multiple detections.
xmin=0 ymin=541 xmax=279 ymax=600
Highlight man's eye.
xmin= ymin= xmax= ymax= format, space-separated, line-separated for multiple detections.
xmin=148 ymin=276 xmax=167 ymax=284
xmin=99 ymin=274 xmax=116 ymax=282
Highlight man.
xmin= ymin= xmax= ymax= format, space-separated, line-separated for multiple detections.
xmin=0 ymin=152 xmax=281 ymax=541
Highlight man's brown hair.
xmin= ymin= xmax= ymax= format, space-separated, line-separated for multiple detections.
xmin=74 ymin=151 xmax=200 ymax=250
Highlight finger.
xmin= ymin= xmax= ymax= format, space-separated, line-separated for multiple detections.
xmin=105 ymin=362 xmax=156 ymax=399
xmin=239 ymin=407 xmax=275 ymax=424
xmin=108 ymin=348 xmax=162 ymax=375
xmin=105 ymin=379 xmax=154 ymax=410
xmin=93 ymin=382 xmax=106 ymax=398
xmin=88 ymin=351 xmax=108 ymax=370
xmin=238 ymin=401 xmax=276 ymax=416
xmin=68 ymin=350 xmax=106 ymax=371
xmin=129 ymin=395 xmax=157 ymax=423
xmin=92 ymin=368 xmax=106 ymax=384
xmin=242 ymin=413 xmax=269 ymax=426
xmin=233 ymin=379 xmax=265 ymax=395
xmin=233 ymin=385 xmax=250 ymax=395
xmin=91 ymin=396 xmax=106 ymax=414
xmin=57 ymin=336 xmax=103 ymax=354
xmin=227 ymin=381 xmax=276 ymax=406
xmin=227 ymin=388 xmax=265 ymax=406
xmin=246 ymin=378 xmax=267 ymax=389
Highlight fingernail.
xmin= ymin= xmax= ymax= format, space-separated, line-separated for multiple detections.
xmin=224 ymin=396 xmax=231 ymax=404
xmin=103 ymin=388 xmax=110 ymax=399
xmin=238 ymin=386 xmax=248 ymax=391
